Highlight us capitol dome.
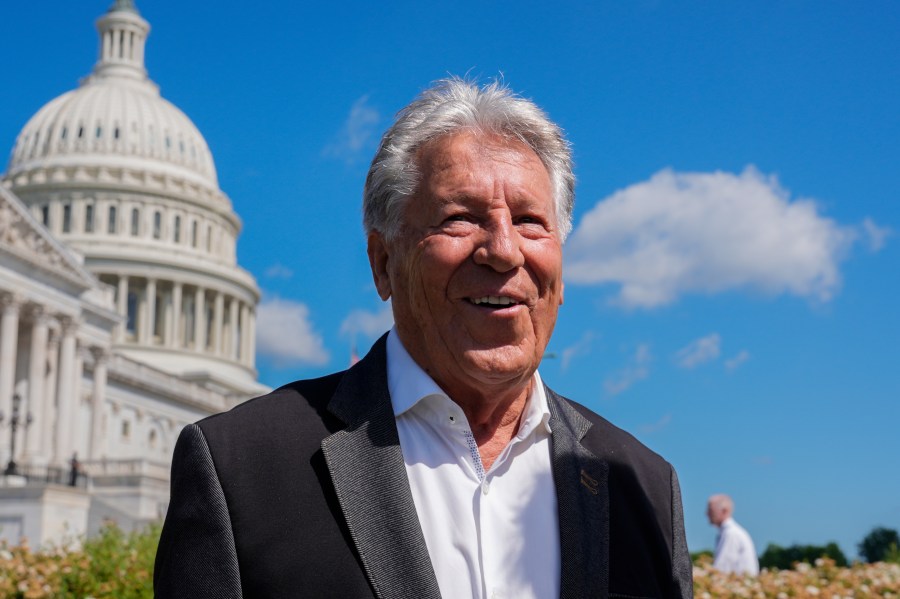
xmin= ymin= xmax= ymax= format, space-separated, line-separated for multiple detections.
xmin=4 ymin=0 xmax=265 ymax=396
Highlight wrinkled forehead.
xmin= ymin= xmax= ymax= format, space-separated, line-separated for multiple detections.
xmin=413 ymin=131 xmax=551 ymax=196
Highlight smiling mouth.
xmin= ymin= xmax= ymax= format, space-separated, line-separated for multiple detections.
xmin=468 ymin=296 xmax=522 ymax=309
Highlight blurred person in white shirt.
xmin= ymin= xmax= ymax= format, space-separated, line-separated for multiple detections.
xmin=708 ymin=494 xmax=759 ymax=575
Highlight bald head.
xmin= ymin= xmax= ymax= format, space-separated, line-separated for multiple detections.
xmin=707 ymin=494 xmax=734 ymax=526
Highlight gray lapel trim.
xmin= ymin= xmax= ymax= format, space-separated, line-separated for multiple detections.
xmin=547 ymin=387 xmax=610 ymax=599
xmin=321 ymin=335 xmax=441 ymax=599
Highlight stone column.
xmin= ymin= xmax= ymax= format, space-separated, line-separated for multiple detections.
xmin=213 ymin=291 xmax=224 ymax=355
xmin=247 ymin=307 xmax=257 ymax=367
xmin=42 ymin=329 xmax=59 ymax=462
xmin=89 ymin=348 xmax=108 ymax=460
xmin=171 ymin=282 xmax=183 ymax=348
xmin=194 ymin=287 xmax=206 ymax=351
xmin=25 ymin=306 xmax=49 ymax=457
xmin=116 ymin=275 xmax=129 ymax=342
xmin=142 ymin=278 xmax=156 ymax=344
xmin=55 ymin=317 xmax=78 ymax=465
xmin=70 ymin=348 xmax=85 ymax=460
xmin=0 ymin=294 xmax=22 ymax=453
xmin=239 ymin=303 xmax=250 ymax=364
xmin=228 ymin=297 xmax=239 ymax=359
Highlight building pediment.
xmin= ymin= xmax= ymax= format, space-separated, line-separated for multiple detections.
xmin=0 ymin=183 xmax=96 ymax=289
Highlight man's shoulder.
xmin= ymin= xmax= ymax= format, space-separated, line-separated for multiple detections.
xmin=550 ymin=390 xmax=673 ymax=474
xmin=196 ymin=371 xmax=347 ymax=439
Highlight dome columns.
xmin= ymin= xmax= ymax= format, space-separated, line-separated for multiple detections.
xmin=107 ymin=273 xmax=256 ymax=368
xmin=93 ymin=4 xmax=150 ymax=82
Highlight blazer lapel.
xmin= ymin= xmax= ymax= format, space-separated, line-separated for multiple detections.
xmin=321 ymin=335 xmax=442 ymax=599
xmin=547 ymin=387 xmax=610 ymax=599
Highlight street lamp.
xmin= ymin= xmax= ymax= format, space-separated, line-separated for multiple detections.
xmin=1 ymin=393 xmax=33 ymax=476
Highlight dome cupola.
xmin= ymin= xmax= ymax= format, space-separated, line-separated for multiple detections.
xmin=6 ymin=0 xmax=220 ymax=191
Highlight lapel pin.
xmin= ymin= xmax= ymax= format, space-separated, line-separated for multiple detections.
xmin=580 ymin=469 xmax=599 ymax=495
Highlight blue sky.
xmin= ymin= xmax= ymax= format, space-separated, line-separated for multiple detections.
xmin=3 ymin=1 xmax=898 ymax=559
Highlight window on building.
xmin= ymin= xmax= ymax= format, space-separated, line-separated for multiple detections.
xmin=126 ymin=291 xmax=138 ymax=335
xmin=108 ymin=205 xmax=117 ymax=234
xmin=206 ymin=225 xmax=213 ymax=252
xmin=153 ymin=211 xmax=162 ymax=239
xmin=174 ymin=215 xmax=181 ymax=243
xmin=206 ymin=303 xmax=215 ymax=350
xmin=154 ymin=291 xmax=165 ymax=339
xmin=85 ymin=204 xmax=95 ymax=233
xmin=191 ymin=220 xmax=198 ymax=248
xmin=122 ymin=420 xmax=131 ymax=440
xmin=149 ymin=429 xmax=157 ymax=449
xmin=131 ymin=208 xmax=140 ymax=236
xmin=41 ymin=205 xmax=49 ymax=226
xmin=183 ymin=295 xmax=195 ymax=345
xmin=62 ymin=203 xmax=72 ymax=233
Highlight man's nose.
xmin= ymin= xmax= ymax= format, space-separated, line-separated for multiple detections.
xmin=472 ymin=216 xmax=525 ymax=272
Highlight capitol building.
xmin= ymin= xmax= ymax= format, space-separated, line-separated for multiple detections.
xmin=0 ymin=0 xmax=268 ymax=546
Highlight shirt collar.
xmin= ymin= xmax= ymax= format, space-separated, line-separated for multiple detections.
xmin=386 ymin=328 xmax=552 ymax=434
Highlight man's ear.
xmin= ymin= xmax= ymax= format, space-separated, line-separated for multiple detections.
xmin=367 ymin=232 xmax=392 ymax=301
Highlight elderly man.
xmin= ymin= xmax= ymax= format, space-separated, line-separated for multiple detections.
xmin=154 ymin=79 xmax=693 ymax=599
xmin=707 ymin=494 xmax=759 ymax=575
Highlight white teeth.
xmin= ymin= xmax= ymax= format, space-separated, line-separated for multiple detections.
xmin=471 ymin=296 xmax=517 ymax=306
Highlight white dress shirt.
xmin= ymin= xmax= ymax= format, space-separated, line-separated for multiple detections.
xmin=387 ymin=330 xmax=561 ymax=599
xmin=713 ymin=517 xmax=759 ymax=575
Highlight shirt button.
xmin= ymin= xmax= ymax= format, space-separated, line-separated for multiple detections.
xmin=448 ymin=414 xmax=456 ymax=424
xmin=482 ymin=480 xmax=490 ymax=495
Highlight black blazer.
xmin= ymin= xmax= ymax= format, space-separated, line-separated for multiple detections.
xmin=154 ymin=336 xmax=693 ymax=598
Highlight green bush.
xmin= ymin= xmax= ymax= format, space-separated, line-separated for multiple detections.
xmin=759 ymin=541 xmax=848 ymax=569
xmin=0 ymin=522 xmax=159 ymax=598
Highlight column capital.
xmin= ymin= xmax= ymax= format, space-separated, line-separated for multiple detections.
xmin=57 ymin=314 xmax=81 ymax=336
xmin=90 ymin=346 xmax=111 ymax=364
xmin=24 ymin=303 xmax=51 ymax=324
xmin=0 ymin=292 xmax=24 ymax=313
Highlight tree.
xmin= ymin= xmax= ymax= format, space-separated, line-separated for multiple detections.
xmin=759 ymin=542 xmax=848 ymax=570
xmin=858 ymin=527 xmax=900 ymax=563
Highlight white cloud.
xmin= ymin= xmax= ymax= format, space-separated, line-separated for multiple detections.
xmin=340 ymin=303 xmax=394 ymax=338
xmin=560 ymin=331 xmax=595 ymax=371
xmin=263 ymin=263 xmax=294 ymax=279
xmin=323 ymin=95 xmax=381 ymax=162
xmin=675 ymin=333 xmax=721 ymax=369
xmin=725 ymin=350 xmax=751 ymax=372
xmin=256 ymin=297 xmax=329 ymax=367
xmin=639 ymin=413 xmax=673 ymax=435
xmin=565 ymin=167 xmax=864 ymax=308
xmin=604 ymin=343 xmax=652 ymax=396
xmin=861 ymin=217 xmax=891 ymax=252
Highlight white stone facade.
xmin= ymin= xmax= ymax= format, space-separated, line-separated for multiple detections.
xmin=0 ymin=0 xmax=267 ymax=548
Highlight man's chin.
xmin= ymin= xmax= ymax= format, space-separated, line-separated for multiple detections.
xmin=458 ymin=344 xmax=541 ymax=382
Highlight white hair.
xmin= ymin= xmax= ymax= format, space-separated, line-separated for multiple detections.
xmin=363 ymin=77 xmax=575 ymax=241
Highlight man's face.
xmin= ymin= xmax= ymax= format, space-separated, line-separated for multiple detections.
xmin=368 ymin=132 xmax=564 ymax=400
xmin=707 ymin=501 xmax=723 ymax=526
